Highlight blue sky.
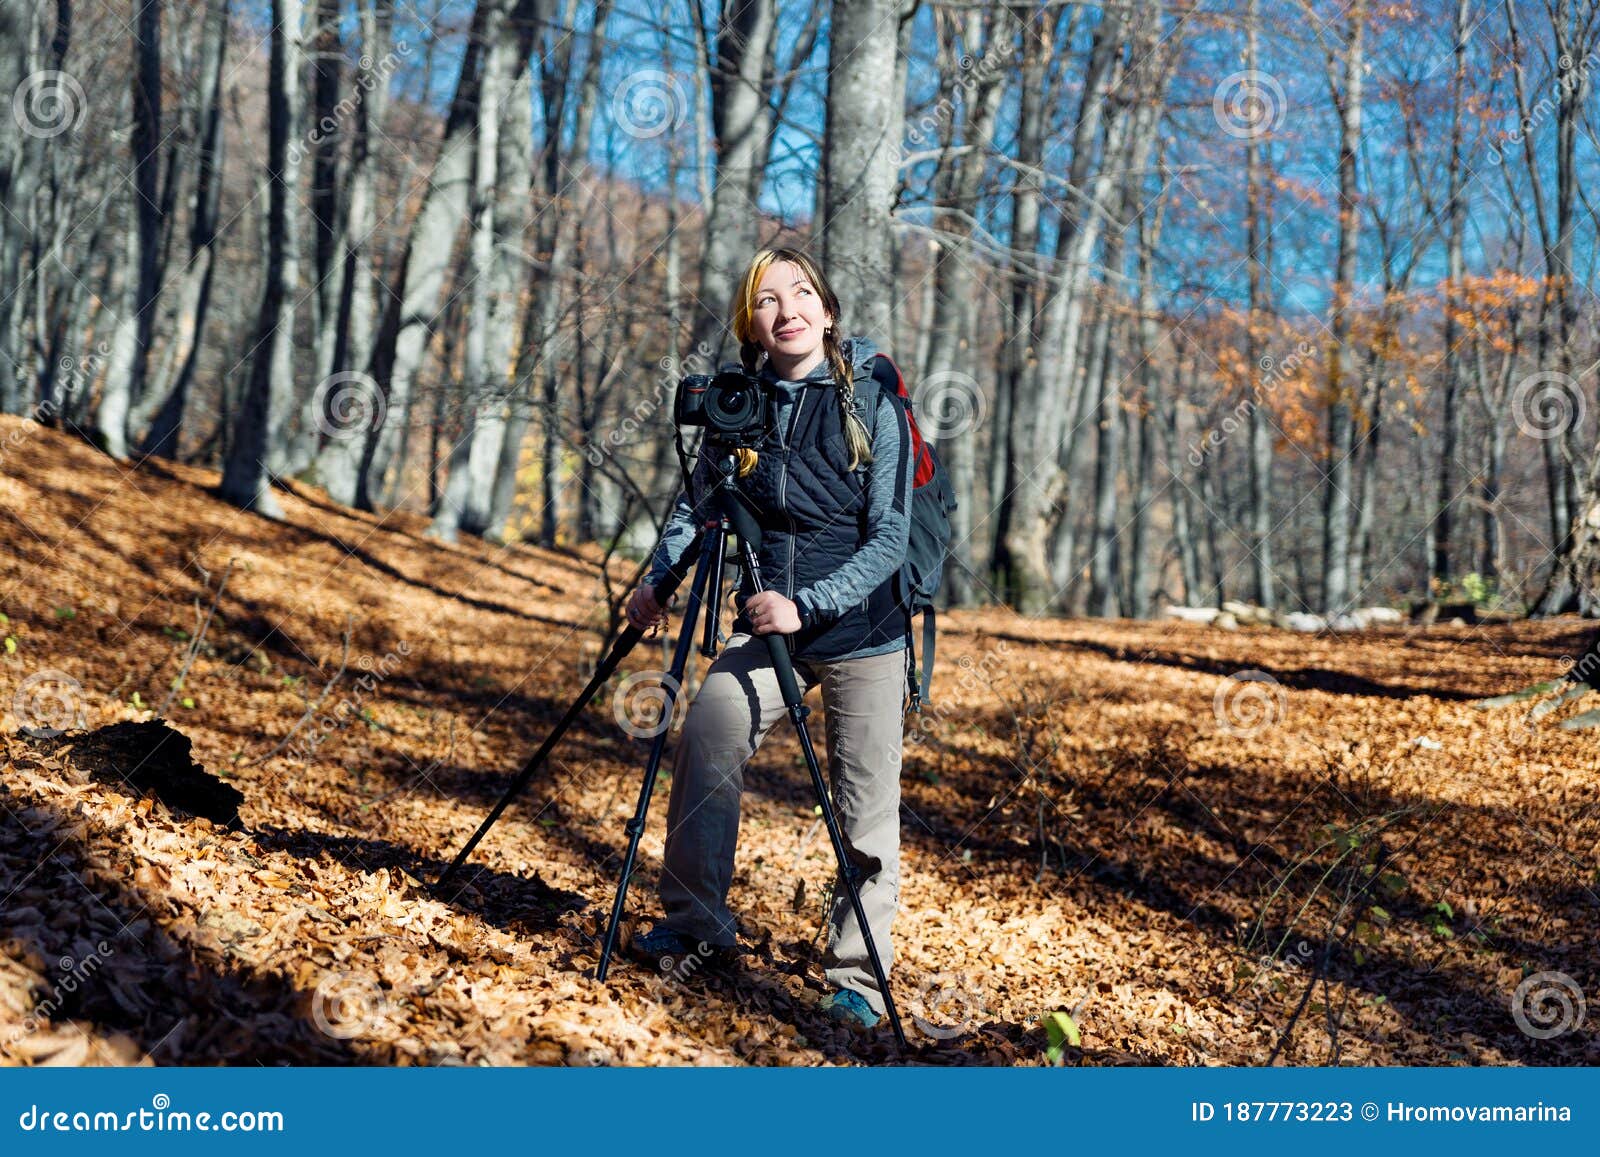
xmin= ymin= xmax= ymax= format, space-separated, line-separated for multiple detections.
xmin=231 ymin=0 xmax=1599 ymax=320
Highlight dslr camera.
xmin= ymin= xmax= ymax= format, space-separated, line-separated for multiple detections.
xmin=675 ymin=368 xmax=771 ymax=446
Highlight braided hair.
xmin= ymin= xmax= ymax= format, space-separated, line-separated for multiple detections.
xmin=732 ymin=247 xmax=875 ymax=471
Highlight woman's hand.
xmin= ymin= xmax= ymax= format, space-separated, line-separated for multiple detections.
xmin=625 ymin=583 xmax=668 ymax=631
xmin=744 ymin=591 xmax=801 ymax=636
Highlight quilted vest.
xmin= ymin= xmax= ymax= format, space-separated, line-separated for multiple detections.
xmin=731 ymin=358 xmax=905 ymax=661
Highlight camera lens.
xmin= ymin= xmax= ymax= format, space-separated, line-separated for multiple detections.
xmin=707 ymin=371 xmax=760 ymax=429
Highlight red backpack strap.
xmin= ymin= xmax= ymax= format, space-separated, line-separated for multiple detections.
xmin=872 ymin=353 xmax=936 ymax=488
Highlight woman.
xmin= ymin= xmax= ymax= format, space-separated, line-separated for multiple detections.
xmin=624 ymin=247 xmax=914 ymax=1030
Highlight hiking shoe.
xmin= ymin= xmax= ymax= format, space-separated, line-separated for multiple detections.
xmin=819 ymin=988 xmax=881 ymax=1029
xmin=628 ymin=925 xmax=726 ymax=971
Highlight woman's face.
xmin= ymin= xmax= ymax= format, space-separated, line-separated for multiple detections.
xmin=750 ymin=261 xmax=833 ymax=372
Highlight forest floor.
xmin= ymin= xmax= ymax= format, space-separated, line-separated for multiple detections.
xmin=1 ymin=415 xmax=1597 ymax=1067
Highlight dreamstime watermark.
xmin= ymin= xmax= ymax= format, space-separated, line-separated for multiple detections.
xmin=1510 ymin=970 xmax=1586 ymax=1040
xmin=1557 ymin=645 xmax=1600 ymax=689
xmin=900 ymin=39 xmax=1011 ymax=164
xmin=1510 ymin=371 xmax=1585 ymax=440
xmin=1213 ymin=669 xmax=1286 ymax=737
xmin=1 ymin=941 xmax=116 ymax=1051
xmin=312 ymin=371 xmax=387 ymax=441
xmin=611 ymin=670 xmax=683 ymax=739
xmin=54 ymin=341 xmax=111 ymax=404
xmin=611 ymin=69 xmax=690 ymax=140
xmin=309 ymin=970 xmax=389 ymax=1040
xmin=1213 ymin=70 xmax=1288 ymax=140
xmin=655 ymin=939 xmax=718 ymax=985
xmin=283 ymin=641 xmax=411 ymax=764
xmin=0 ymin=342 xmax=110 ymax=470
xmin=907 ymin=970 xmax=992 ymax=1041
xmin=1188 ymin=341 xmax=1315 ymax=466
xmin=11 ymin=668 xmax=88 ymax=738
xmin=915 ymin=369 xmax=986 ymax=441
xmin=12 ymin=71 xmax=87 ymax=139
xmin=905 ymin=639 xmax=1011 ymax=747
xmin=1240 ymin=937 xmax=1314 ymax=993
xmin=285 ymin=41 xmax=413 ymax=167
xmin=586 ymin=342 xmax=716 ymax=467
xmin=1489 ymin=49 xmax=1600 ymax=165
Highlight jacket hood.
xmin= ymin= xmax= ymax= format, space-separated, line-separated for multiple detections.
xmin=748 ymin=334 xmax=880 ymax=386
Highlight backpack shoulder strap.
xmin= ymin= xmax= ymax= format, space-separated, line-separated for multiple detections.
xmin=921 ymin=608 xmax=936 ymax=707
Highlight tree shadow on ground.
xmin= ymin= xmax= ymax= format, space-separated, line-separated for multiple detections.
xmin=1018 ymin=633 xmax=1486 ymax=701
xmin=0 ymin=802 xmax=362 ymax=1064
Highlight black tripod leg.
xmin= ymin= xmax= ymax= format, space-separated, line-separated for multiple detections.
xmin=718 ymin=494 xmax=908 ymax=1048
xmin=595 ymin=530 xmax=720 ymax=981
xmin=762 ymin=635 xmax=907 ymax=1048
xmin=436 ymin=546 xmax=698 ymax=892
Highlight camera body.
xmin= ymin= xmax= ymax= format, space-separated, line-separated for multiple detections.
xmin=675 ymin=369 xmax=771 ymax=447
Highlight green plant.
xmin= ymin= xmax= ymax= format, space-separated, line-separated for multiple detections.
xmin=1424 ymin=899 xmax=1454 ymax=939
xmin=1042 ymin=1010 xmax=1081 ymax=1065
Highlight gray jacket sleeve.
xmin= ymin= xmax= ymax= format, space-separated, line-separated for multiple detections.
xmin=793 ymin=391 xmax=913 ymax=624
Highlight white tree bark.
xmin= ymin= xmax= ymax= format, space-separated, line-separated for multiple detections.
xmin=821 ymin=0 xmax=898 ymax=342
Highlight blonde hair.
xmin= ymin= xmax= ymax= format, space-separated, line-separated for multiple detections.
xmin=731 ymin=247 xmax=874 ymax=469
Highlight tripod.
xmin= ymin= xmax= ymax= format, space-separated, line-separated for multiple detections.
xmin=439 ymin=447 xmax=908 ymax=1047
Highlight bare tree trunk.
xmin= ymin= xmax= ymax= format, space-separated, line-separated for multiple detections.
xmin=1200 ymin=439 xmax=1226 ymax=606
xmin=1086 ymin=70 xmax=1161 ymax=617
xmin=680 ymin=0 xmax=775 ymax=370
xmin=1319 ymin=0 xmax=1365 ymax=615
xmin=1531 ymin=0 xmax=1596 ymax=614
xmin=992 ymin=10 xmax=1051 ymax=603
xmin=314 ymin=0 xmax=393 ymax=503
xmin=1086 ymin=291 xmax=1123 ymax=617
xmin=821 ymin=0 xmax=898 ymax=342
xmin=310 ymin=0 xmax=341 ymax=383
xmin=97 ymin=0 xmax=164 ymax=456
xmin=358 ymin=0 xmax=526 ymax=510
xmin=1161 ymin=353 xmax=1200 ymax=603
xmin=1002 ymin=8 xmax=1128 ymax=613
xmin=1349 ymin=356 xmax=1385 ymax=598
xmin=429 ymin=0 xmax=508 ymax=542
xmin=0 ymin=2 xmax=40 ymax=413
xmin=482 ymin=65 xmax=537 ymax=543
xmin=1127 ymin=155 xmax=1171 ymax=619
xmin=486 ymin=0 xmax=609 ymax=543
xmin=219 ymin=0 xmax=302 ymax=516
xmin=1431 ymin=0 xmax=1470 ymax=590
xmin=1244 ymin=0 xmax=1275 ymax=609
xmin=920 ymin=6 xmax=1008 ymax=607
xmin=137 ymin=0 xmax=230 ymax=462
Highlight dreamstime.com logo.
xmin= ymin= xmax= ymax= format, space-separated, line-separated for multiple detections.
xmin=309 ymin=971 xmax=389 ymax=1040
xmin=16 ymin=1094 xmax=284 ymax=1133
xmin=915 ymin=370 xmax=986 ymax=441
xmin=907 ymin=971 xmax=992 ymax=1041
xmin=1511 ymin=970 xmax=1587 ymax=1040
xmin=1213 ymin=70 xmax=1287 ymax=140
xmin=11 ymin=668 xmax=88 ymax=738
xmin=1511 ymin=371 xmax=1585 ymax=440
xmin=1213 ymin=669 xmax=1286 ymax=737
xmin=611 ymin=69 xmax=690 ymax=140
xmin=612 ymin=670 xmax=684 ymax=739
xmin=12 ymin=71 xmax=87 ymax=139
xmin=657 ymin=939 xmax=717 ymax=984
xmin=313 ymin=371 xmax=387 ymax=441
xmin=2 ymin=941 xmax=116 ymax=1052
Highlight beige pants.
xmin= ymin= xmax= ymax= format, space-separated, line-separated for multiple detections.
xmin=658 ymin=632 xmax=906 ymax=1016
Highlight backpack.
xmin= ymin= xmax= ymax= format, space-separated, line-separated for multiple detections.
xmin=868 ymin=353 xmax=957 ymax=713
